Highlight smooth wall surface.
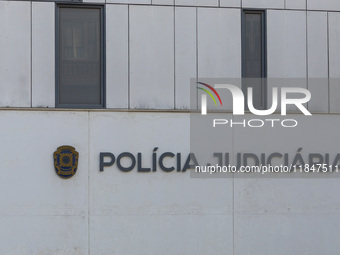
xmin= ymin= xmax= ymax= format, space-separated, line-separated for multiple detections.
xmin=0 ymin=2 xmax=339 ymax=112
xmin=0 ymin=1 xmax=31 ymax=107
xmin=1 ymin=1 xmax=340 ymax=254
xmin=0 ymin=111 xmax=89 ymax=254
xmin=0 ymin=110 xmax=339 ymax=254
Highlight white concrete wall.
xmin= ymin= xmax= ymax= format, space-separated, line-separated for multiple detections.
xmin=175 ymin=7 xmax=196 ymax=109
xmin=89 ymin=112 xmax=233 ymax=254
xmin=197 ymin=8 xmax=241 ymax=79
xmin=0 ymin=111 xmax=89 ymax=254
xmin=233 ymin=114 xmax=340 ymax=254
xmin=307 ymin=12 xmax=329 ymax=113
xmin=1 ymin=1 xmax=340 ymax=254
xmin=286 ymin=0 xmax=306 ymax=9
xmin=267 ymin=10 xmax=307 ymax=79
xmin=307 ymin=0 xmax=340 ymax=11
xmin=243 ymin=0 xmax=284 ymax=9
xmin=129 ymin=5 xmax=175 ymax=109
xmin=0 ymin=110 xmax=339 ymax=254
xmin=0 ymin=1 xmax=31 ymax=107
xmin=32 ymin=2 xmax=55 ymax=108
xmin=266 ymin=10 xmax=308 ymax=112
xmin=106 ymin=4 xmax=129 ymax=109
xmin=328 ymin=12 xmax=340 ymax=113
xmin=197 ymin=8 xmax=241 ymax=111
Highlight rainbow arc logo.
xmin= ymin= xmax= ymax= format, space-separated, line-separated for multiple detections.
xmin=197 ymin=82 xmax=223 ymax=115
xmin=197 ymin=82 xmax=223 ymax=106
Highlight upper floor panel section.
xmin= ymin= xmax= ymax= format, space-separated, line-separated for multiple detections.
xmin=1 ymin=1 xmax=340 ymax=113
xmin=3 ymin=0 xmax=340 ymax=11
xmin=1 ymin=0 xmax=340 ymax=11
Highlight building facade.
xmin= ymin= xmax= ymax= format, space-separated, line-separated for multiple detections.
xmin=1 ymin=0 xmax=340 ymax=254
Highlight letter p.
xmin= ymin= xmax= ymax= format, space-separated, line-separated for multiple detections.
xmin=100 ymin=153 xmax=115 ymax=172
xmin=213 ymin=119 xmax=228 ymax=127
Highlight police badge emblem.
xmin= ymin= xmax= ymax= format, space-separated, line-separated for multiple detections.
xmin=53 ymin=146 xmax=79 ymax=179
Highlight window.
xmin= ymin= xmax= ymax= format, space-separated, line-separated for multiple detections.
xmin=242 ymin=10 xmax=266 ymax=109
xmin=56 ymin=5 xmax=105 ymax=108
xmin=34 ymin=0 xmax=81 ymax=2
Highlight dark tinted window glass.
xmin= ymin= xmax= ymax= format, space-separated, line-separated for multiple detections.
xmin=242 ymin=11 xmax=266 ymax=109
xmin=244 ymin=13 xmax=263 ymax=78
xmin=58 ymin=7 xmax=102 ymax=106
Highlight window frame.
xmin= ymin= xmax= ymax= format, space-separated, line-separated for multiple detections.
xmin=55 ymin=3 xmax=105 ymax=109
xmin=241 ymin=9 xmax=267 ymax=109
xmin=35 ymin=0 xmax=82 ymax=2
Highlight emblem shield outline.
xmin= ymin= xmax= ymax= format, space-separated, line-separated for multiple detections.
xmin=53 ymin=146 xmax=79 ymax=179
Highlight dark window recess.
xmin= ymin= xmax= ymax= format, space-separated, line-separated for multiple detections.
xmin=242 ymin=10 xmax=266 ymax=109
xmin=56 ymin=6 xmax=104 ymax=108
xmin=34 ymin=0 xmax=81 ymax=2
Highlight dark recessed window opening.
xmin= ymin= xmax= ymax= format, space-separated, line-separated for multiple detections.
xmin=56 ymin=5 xmax=105 ymax=108
xmin=242 ymin=10 xmax=267 ymax=109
